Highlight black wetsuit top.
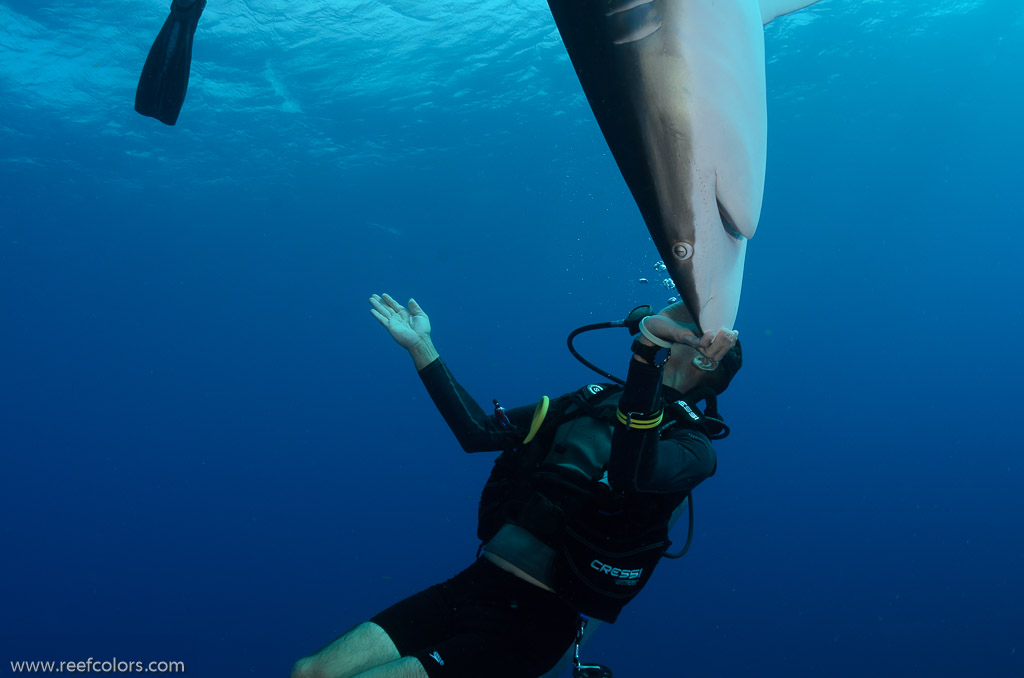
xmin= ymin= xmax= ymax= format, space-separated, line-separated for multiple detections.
xmin=417 ymin=356 xmax=717 ymax=494
xmin=417 ymin=354 xmax=719 ymax=612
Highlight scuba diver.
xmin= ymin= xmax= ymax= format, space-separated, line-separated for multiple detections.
xmin=135 ymin=0 xmax=207 ymax=125
xmin=291 ymin=293 xmax=741 ymax=678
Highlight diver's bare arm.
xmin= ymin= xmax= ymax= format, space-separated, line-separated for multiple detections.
xmin=408 ymin=337 xmax=439 ymax=371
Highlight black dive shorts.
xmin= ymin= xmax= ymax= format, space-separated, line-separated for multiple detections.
xmin=370 ymin=557 xmax=579 ymax=678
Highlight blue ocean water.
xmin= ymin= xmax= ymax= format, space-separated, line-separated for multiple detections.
xmin=2 ymin=0 xmax=1022 ymax=675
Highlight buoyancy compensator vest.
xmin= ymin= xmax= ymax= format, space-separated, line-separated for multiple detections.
xmin=478 ymin=383 xmax=719 ymax=622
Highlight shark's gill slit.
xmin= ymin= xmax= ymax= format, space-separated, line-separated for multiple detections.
xmin=606 ymin=0 xmax=656 ymax=16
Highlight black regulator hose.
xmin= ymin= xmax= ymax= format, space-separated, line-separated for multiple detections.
xmin=566 ymin=305 xmax=654 ymax=384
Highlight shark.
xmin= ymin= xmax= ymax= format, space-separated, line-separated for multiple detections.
xmin=546 ymin=0 xmax=822 ymax=334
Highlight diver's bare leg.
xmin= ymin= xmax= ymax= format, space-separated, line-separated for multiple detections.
xmin=291 ymin=622 xmax=425 ymax=678
xmin=350 ymin=658 xmax=429 ymax=678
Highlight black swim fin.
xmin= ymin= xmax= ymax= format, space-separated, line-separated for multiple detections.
xmin=135 ymin=0 xmax=207 ymax=126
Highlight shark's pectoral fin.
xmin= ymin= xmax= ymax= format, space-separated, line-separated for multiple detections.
xmin=759 ymin=0 xmax=821 ymax=25
xmin=715 ymin=167 xmax=761 ymax=241
xmin=716 ymin=197 xmax=754 ymax=242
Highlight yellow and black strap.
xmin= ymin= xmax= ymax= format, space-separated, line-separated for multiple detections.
xmin=616 ymin=408 xmax=663 ymax=430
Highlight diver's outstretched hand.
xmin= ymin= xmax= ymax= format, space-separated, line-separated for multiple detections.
xmin=369 ymin=293 xmax=430 ymax=348
xmin=370 ymin=293 xmax=439 ymax=369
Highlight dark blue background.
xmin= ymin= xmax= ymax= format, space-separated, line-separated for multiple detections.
xmin=2 ymin=1 xmax=1021 ymax=675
